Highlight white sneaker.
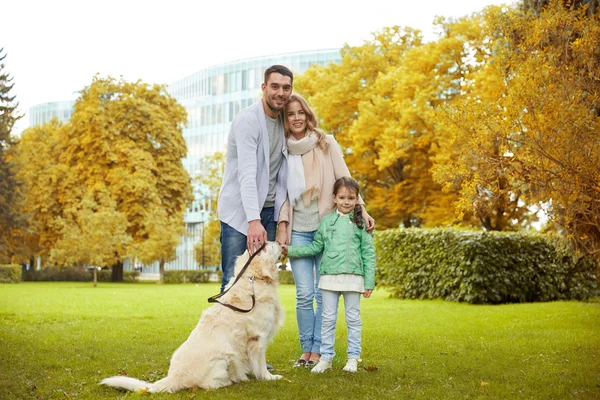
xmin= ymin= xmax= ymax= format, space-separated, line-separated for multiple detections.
xmin=343 ymin=358 xmax=358 ymax=373
xmin=310 ymin=359 xmax=332 ymax=373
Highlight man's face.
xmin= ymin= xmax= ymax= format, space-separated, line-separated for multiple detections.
xmin=261 ymin=73 xmax=292 ymax=116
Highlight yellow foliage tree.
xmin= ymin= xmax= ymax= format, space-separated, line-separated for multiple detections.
xmin=436 ymin=1 xmax=600 ymax=251
xmin=194 ymin=151 xmax=224 ymax=268
xmin=15 ymin=77 xmax=193 ymax=281
xmin=14 ymin=120 xmax=69 ymax=258
xmin=50 ymin=192 xmax=131 ymax=286
xmin=297 ymin=23 xmax=494 ymax=228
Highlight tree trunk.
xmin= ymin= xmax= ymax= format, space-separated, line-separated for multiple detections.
xmin=111 ymin=261 xmax=123 ymax=282
xmin=159 ymin=259 xmax=165 ymax=283
xmin=93 ymin=267 xmax=97 ymax=288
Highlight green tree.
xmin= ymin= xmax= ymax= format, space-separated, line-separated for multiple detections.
xmin=0 ymin=48 xmax=29 ymax=264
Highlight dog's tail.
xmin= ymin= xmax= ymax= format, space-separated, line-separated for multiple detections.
xmin=100 ymin=376 xmax=171 ymax=393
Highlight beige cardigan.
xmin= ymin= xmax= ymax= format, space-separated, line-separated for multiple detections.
xmin=278 ymin=134 xmax=364 ymax=237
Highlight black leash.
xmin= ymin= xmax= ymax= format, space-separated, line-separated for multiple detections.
xmin=207 ymin=243 xmax=266 ymax=313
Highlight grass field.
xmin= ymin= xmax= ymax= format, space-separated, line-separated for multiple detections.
xmin=1 ymin=282 xmax=599 ymax=399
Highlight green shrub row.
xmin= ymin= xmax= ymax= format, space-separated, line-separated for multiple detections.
xmin=162 ymin=270 xmax=222 ymax=284
xmin=162 ymin=270 xmax=296 ymax=284
xmin=0 ymin=264 xmax=22 ymax=283
xmin=22 ymin=267 xmax=139 ymax=283
xmin=374 ymin=228 xmax=599 ymax=304
xmin=279 ymin=270 xmax=294 ymax=285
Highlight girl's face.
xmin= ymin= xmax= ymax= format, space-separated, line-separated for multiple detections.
xmin=333 ymin=186 xmax=359 ymax=214
xmin=286 ymin=101 xmax=307 ymax=138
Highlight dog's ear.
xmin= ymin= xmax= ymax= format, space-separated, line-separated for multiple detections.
xmin=259 ymin=258 xmax=277 ymax=283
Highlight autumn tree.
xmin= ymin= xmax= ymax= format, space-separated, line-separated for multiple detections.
xmin=65 ymin=76 xmax=193 ymax=280
xmin=16 ymin=76 xmax=193 ymax=280
xmin=194 ymin=151 xmax=224 ymax=268
xmin=14 ymin=120 xmax=66 ymax=262
xmin=437 ymin=1 xmax=600 ymax=253
xmin=297 ymin=23 xmax=500 ymax=229
xmin=0 ymin=48 xmax=30 ymax=264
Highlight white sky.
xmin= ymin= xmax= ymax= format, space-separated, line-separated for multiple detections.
xmin=2 ymin=0 xmax=509 ymax=134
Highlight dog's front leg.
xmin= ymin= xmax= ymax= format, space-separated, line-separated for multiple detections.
xmin=247 ymin=336 xmax=282 ymax=381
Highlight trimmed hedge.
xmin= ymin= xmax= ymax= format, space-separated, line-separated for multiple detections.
xmin=163 ymin=270 xmax=221 ymax=284
xmin=278 ymin=270 xmax=294 ymax=285
xmin=0 ymin=264 xmax=22 ymax=283
xmin=22 ymin=267 xmax=139 ymax=283
xmin=375 ymin=228 xmax=599 ymax=304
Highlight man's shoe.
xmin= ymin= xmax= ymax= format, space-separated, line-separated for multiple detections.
xmin=310 ymin=359 xmax=332 ymax=373
xmin=343 ymin=358 xmax=358 ymax=373
xmin=267 ymin=363 xmax=274 ymax=370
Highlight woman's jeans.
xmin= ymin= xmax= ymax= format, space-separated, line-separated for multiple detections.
xmin=320 ymin=290 xmax=362 ymax=363
xmin=289 ymin=230 xmax=322 ymax=354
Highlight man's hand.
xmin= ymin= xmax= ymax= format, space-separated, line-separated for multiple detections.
xmin=361 ymin=206 xmax=375 ymax=233
xmin=247 ymin=220 xmax=268 ymax=253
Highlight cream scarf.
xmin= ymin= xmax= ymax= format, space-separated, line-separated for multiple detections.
xmin=287 ymin=133 xmax=322 ymax=207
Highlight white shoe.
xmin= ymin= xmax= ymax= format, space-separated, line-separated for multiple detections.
xmin=343 ymin=358 xmax=358 ymax=373
xmin=310 ymin=359 xmax=332 ymax=373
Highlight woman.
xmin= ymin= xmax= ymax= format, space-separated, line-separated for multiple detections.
xmin=277 ymin=93 xmax=374 ymax=367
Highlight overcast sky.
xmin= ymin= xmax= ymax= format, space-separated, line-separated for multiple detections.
xmin=2 ymin=0 xmax=510 ymax=134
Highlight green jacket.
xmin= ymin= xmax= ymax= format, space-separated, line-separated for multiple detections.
xmin=287 ymin=211 xmax=376 ymax=290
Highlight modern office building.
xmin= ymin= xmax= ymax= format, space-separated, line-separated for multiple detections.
xmin=28 ymin=100 xmax=75 ymax=126
xmin=168 ymin=48 xmax=342 ymax=176
xmin=27 ymin=49 xmax=342 ymax=274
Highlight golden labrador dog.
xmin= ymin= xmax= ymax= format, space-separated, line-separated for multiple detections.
xmin=100 ymin=241 xmax=284 ymax=393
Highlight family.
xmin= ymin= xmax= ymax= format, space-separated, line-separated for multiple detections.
xmin=217 ymin=65 xmax=376 ymax=374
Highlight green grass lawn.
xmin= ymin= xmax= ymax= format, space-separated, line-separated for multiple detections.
xmin=1 ymin=282 xmax=599 ymax=399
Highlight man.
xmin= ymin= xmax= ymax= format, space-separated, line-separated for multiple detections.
xmin=218 ymin=65 xmax=293 ymax=293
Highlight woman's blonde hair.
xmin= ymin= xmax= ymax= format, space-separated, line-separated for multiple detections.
xmin=283 ymin=93 xmax=328 ymax=151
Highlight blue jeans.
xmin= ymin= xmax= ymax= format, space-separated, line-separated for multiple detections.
xmin=289 ymin=230 xmax=322 ymax=354
xmin=220 ymin=207 xmax=276 ymax=293
xmin=320 ymin=290 xmax=362 ymax=362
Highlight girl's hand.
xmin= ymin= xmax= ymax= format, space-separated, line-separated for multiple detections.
xmin=281 ymin=245 xmax=288 ymax=256
xmin=363 ymin=289 xmax=373 ymax=298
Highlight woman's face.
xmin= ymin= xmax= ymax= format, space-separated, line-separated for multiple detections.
xmin=286 ymin=100 xmax=307 ymax=138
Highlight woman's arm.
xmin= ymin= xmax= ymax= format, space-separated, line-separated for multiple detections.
xmin=276 ymin=197 xmax=290 ymax=245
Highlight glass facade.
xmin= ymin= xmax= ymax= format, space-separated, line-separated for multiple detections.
xmin=28 ymin=101 xmax=75 ymax=126
xmin=27 ymin=49 xmax=342 ymax=275
xmin=168 ymin=48 xmax=342 ymax=179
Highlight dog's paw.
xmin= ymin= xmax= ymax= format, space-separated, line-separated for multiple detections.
xmin=266 ymin=373 xmax=282 ymax=381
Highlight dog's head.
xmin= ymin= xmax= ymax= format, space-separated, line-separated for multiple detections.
xmin=234 ymin=241 xmax=282 ymax=283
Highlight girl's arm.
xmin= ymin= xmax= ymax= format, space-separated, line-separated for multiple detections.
xmin=286 ymin=224 xmax=326 ymax=257
xmin=360 ymin=228 xmax=376 ymax=290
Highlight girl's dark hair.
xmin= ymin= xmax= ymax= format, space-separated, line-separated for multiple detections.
xmin=333 ymin=177 xmax=364 ymax=229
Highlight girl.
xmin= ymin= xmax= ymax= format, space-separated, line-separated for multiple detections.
xmin=283 ymin=177 xmax=375 ymax=373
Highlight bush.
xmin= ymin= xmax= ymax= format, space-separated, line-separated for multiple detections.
xmin=278 ymin=270 xmax=295 ymax=285
xmin=375 ymin=228 xmax=599 ymax=304
xmin=162 ymin=270 xmax=220 ymax=284
xmin=0 ymin=264 xmax=22 ymax=283
xmin=22 ymin=267 xmax=139 ymax=282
